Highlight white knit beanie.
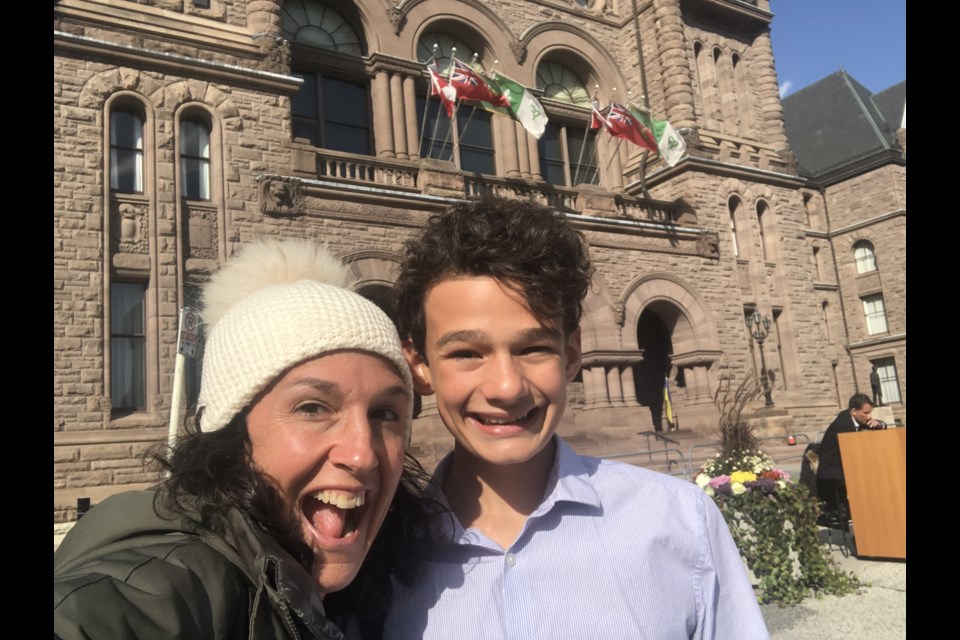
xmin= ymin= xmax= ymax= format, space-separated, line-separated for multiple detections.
xmin=196 ymin=239 xmax=412 ymax=433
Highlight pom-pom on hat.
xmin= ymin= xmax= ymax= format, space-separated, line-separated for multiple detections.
xmin=196 ymin=239 xmax=412 ymax=433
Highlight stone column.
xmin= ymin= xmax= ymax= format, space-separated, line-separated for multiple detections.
xmin=247 ymin=0 xmax=282 ymax=38
xmin=390 ymin=73 xmax=408 ymax=159
xmin=692 ymin=365 xmax=710 ymax=401
xmin=372 ymin=71 xmax=396 ymax=158
xmin=499 ymin=117 xmax=520 ymax=177
xmin=621 ymin=366 xmax=638 ymax=405
xmin=516 ymin=122 xmax=531 ymax=178
xmin=403 ymin=75 xmax=420 ymax=159
xmin=652 ymin=0 xmax=696 ymax=128
xmin=589 ymin=366 xmax=609 ymax=408
xmin=751 ymin=28 xmax=788 ymax=149
xmin=526 ymin=129 xmax=541 ymax=180
xmin=607 ymin=366 xmax=625 ymax=407
xmin=603 ymin=138 xmax=624 ymax=191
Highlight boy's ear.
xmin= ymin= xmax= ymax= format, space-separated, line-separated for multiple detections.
xmin=564 ymin=327 xmax=582 ymax=383
xmin=402 ymin=339 xmax=435 ymax=396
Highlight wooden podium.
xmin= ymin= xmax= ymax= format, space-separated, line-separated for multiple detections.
xmin=838 ymin=428 xmax=906 ymax=559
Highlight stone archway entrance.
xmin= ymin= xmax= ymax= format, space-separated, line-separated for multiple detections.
xmin=634 ymin=306 xmax=675 ymax=431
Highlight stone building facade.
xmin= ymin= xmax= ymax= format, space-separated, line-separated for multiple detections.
xmin=54 ymin=0 xmax=906 ymax=521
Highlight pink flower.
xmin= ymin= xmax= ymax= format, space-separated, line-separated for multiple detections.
xmin=708 ymin=475 xmax=730 ymax=489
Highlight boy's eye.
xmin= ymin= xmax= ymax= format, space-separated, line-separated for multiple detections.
xmin=522 ymin=345 xmax=556 ymax=355
xmin=448 ymin=350 xmax=480 ymax=360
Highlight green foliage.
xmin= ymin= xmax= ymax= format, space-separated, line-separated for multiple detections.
xmin=712 ymin=482 xmax=861 ymax=605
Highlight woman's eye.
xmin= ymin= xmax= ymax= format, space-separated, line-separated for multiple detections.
xmin=371 ymin=407 xmax=402 ymax=422
xmin=295 ymin=402 xmax=328 ymax=416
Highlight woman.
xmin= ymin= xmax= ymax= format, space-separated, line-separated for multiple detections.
xmin=54 ymin=240 xmax=435 ymax=639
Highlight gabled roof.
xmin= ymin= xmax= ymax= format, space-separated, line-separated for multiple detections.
xmin=781 ymin=71 xmax=904 ymax=180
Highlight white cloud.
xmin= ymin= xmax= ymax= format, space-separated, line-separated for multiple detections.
xmin=779 ymin=81 xmax=793 ymax=98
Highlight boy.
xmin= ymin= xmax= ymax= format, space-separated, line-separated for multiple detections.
xmin=386 ymin=197 xmax=768 ymax=639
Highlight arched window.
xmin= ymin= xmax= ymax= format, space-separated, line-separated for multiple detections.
xmin=535 ymin=61 xmax=597 ymax=187
xmin=285 ymin=1 xmax=370 ymax=154
xmin=728 ymin=198 xmax=742 ymax=258
xmin=180 ymin=119 xmax=210 ymax=200
xmin=854 ymin=241 xmax=878 ymax=274
xmin=757 ymin=201 xmax=774 ymax=262
xmin=110 ymin=109 xmax=144 ymax=193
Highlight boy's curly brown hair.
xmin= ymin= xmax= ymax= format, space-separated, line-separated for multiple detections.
xmin=394 ymin=196 xmax=594 ymax=356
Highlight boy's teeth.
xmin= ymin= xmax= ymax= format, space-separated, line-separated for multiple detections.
xmin=315 ymin=490 xmax=365 ymax=509
xmin=480 ymin=410 xmax=532 ymax=425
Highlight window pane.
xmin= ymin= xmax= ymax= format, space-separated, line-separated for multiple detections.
xmin=111 ymin=283 xmax=146 ymax=411
xmin=417 ymin=96 xmax=453 ymax=160
xmin=292 ymin=72 xmax=320 ymax=145
xmin=110 ymin=111 xmax=144 ymax=193
xmin=457 ymin=109 xmax=494 ymax=174
xmin=874 ymin=358 xmax=901 ymax=404
xmin=538 ymin=123 xmax=565 ymax=185
xmin=854 ymin=243 xmax=877 ymax=274
xmin=321 ymin=77 xmax=370 ymax=154
xmin=567 ymin=126 xmax=598 ymax=186
xmin=862 ymin=295 xmax=888 ymax=335
xmin=180 ymin=120 xmax=211 ymax=200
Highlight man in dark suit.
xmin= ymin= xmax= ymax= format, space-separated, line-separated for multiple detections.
xmin=816 ymin=393 xmax=887 ymax=510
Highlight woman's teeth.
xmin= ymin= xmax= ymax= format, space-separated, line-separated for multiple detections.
xmin=315 ymin=490 xmax=365 ymax=509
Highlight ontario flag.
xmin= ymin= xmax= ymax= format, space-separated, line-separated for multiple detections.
xmin=427 ymin=62 xmax=456 ymax=117
xmin=448 ymin=59 xmax=508 ymax=106
xmin=605 ymin=102 xmax=658 ymax=152
xmin=629 ymin=105 xmax=687 ymax=167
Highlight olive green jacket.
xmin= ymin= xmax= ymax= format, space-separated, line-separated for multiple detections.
xmin=54 ymin=490 xmax=344 ymax=640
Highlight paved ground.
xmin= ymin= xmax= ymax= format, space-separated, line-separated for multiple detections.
xmin=759 ymin=532 xmax=906 ymax=639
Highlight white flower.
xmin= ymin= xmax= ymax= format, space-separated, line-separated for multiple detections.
xmin=695 ymin=473 xmax=711 ymax=488
xmin=731 ymin=482 xmax=747 ymax=495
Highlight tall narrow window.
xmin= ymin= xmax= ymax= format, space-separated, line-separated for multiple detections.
xmin=180 ymin=119 xmax=210 ymax=200
xmin=812 ymin=246 xmax=822 ymax=280
xmin=110 ymin=110 xmax=144 ymax=193
xmin=772 ymin=309 xmax=787 ymax=390
xmin=538 ymin=121 xmax=598 ymax=187
xmin=111 ymin=282 xmax=146 ymax=412
xmin=872 ymin=357 xmax=902 ymax=404
xmin=862 ymin=294 xmax=888 ymax=335
xmin=757 ymin=201 xmax=774 ymax=262
xmin=854 ymin=241 xmax=878 ymax=274
xmin=183 ymin=284 xmax=204 ymax=407
xmin=729 ymin=198 xmax=741 ymax=257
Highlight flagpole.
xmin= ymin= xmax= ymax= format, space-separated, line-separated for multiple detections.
xmin=418 ymin=44 xmax=440 ymax=159
xmin=448 ymin=53 xmax=483 ymax=163
xmin=572 ymin=125 xmax=591 ymax=186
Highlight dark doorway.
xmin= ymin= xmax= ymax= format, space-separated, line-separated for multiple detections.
xmin=634 ymin=308 xmax=674 ymax=431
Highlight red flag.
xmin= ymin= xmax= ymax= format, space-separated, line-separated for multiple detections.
xmin=448 ymin=59 xmax=507 ymax=105
xmin=427 ymin=62 xmax=456 ymax=118
xmin=589 ymin=98 xmax=607 ymax=130
xmin=605 ymin=101 xmax=658 ymax=152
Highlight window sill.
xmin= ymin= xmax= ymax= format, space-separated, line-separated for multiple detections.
xmin=109 ymin=412 xmax=166 ymax=429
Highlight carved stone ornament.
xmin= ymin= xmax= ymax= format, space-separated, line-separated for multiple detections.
xmin=388 ymin=6 xmax=405 ymax=35
xmin=115 ymin=202 xmax=148 ymax=254
xmin=613 ymin=301 xmax=626 ymax=328
xmin=259 ymin=176 xmax=304 ymax=216
xmin=186 ymin=208 xmax=218 ymax=260
xmin=259 ymin=37 xmax=291 ymax=74
xmin=679 ymin=127 xmax=700 ymax=153
xmin=510 ymin=39 xmax=527 ymax=65
xmin=696 ymin=231 xmax=720 ymax=257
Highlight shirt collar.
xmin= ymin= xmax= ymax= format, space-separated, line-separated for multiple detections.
xmin=430 ymin=435 xmax=604 ymax=533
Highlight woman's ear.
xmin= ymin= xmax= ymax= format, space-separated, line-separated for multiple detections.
xmin=402 ymin=339 xmax=435 ymax=396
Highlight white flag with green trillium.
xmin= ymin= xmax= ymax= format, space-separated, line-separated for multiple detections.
xmin=476 ymin=72 xmax=549 ymax=139
xmin=652 ymin=119 xmax=686 ymax=167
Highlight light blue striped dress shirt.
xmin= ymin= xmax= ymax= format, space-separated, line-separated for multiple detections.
xmin=383 ymin=436 xmax=769 ymax=640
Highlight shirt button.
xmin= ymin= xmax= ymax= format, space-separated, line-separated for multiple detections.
xmin=505 ymin=553 xmax=517 ymax=568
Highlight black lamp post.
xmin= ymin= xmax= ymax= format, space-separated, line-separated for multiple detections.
xmin=746 ymin=309 xmax=775 ymax=407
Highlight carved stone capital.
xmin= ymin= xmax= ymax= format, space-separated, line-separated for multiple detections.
xmin=510 ymin=39 xmax=527 ymax=65
xmin=613 ymin=301 xmax=625 ymax=327
xmin=388 ymin=7 xmax=405 ymax=35
xmin=258 ymin=36 xmax=291 ymax=74
xmin=259 ymin=176 xmax=305 ymax=216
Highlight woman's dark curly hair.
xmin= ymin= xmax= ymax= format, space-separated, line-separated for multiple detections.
xmin=149 ymin=411 xmax=449 ymax=617
xmin=394 ymin=196 xmax=594 ymax=356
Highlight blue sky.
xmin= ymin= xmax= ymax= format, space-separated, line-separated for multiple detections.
xmin=770 ymin=0 xmax=906 ymax=98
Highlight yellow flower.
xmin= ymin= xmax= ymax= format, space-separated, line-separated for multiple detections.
xmin=731 ymin=482 xmax=747 ymax=495
xmin=730 ymin=471 xmax=757 ymax=484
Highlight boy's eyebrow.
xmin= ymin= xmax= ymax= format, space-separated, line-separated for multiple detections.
xmin=434 ymin=326 xmax=563 ymax=349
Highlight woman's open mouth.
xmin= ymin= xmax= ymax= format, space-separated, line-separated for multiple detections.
xmin=301 ymin=490 xmax=368 ymax=540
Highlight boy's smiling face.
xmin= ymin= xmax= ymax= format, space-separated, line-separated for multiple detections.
xmin=405 ymin=276 xmax=581 ymax=468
